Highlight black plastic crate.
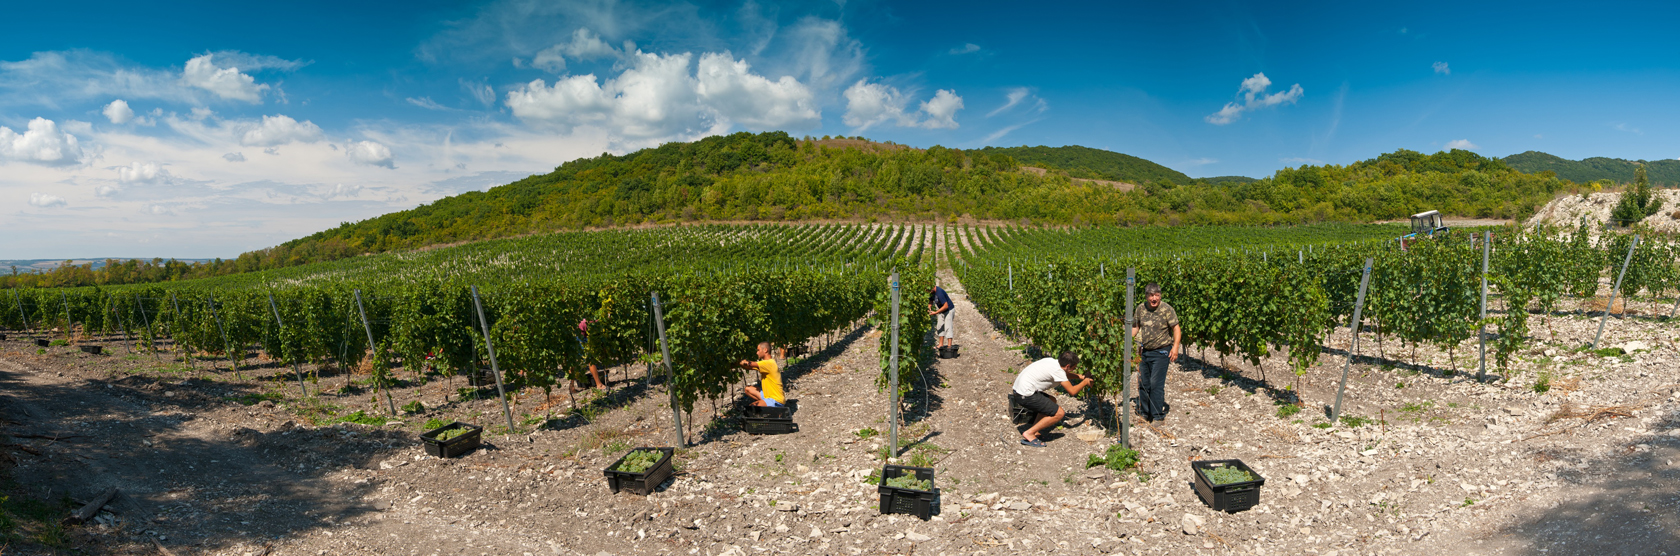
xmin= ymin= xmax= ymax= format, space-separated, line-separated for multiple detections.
xmin=938 ymin=345 xmax=960 ymax=359
xmin=420 ymin=421 xmax=483 ymax=458
xmin=1008 ymin=394 xmax=1040 ymax=426
xmin=79 ymin=345 xmax=103 ymax=355
xmin=877 ymin=464 xmax=936 ymax=520
xmin=745 ymin=403 xmax=794 ymax=419
xmin=35 ymin=339 xmax=51 ymax=347
xmin=742 ymin=417 xmax=798 ymax=435
xmin=604 ymin=447 xmax=674 ymax=495
xmin=1192 ymin=459 xmax=1266 ymax=513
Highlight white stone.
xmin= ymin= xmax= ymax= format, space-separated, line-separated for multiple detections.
xmin=905 ymin=531 xmax=932 ymax=542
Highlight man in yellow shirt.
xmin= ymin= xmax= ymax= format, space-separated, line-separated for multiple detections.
xmin=739 ymin=342 xmax=785 ymax=407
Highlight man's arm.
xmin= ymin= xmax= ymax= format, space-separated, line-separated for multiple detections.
xmin=1059 ymin=374 xmax=1094 ymax=396
xmin=1169 ymin=324 xmax=1182 ymax=360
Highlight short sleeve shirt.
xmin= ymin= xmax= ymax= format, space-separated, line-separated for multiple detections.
xmin=929 ymin=288 xmax=954 ymax=315
xmin=1012 ymin=358 xmax=1069 ymax=397
xmin=755 ymin=359 xmax=785 ymax=403
xmin=1132 ymin=301 xmax=1179 ymax=351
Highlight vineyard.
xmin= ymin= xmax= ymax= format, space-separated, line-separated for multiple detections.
xmin=1 ymin=223 xmax=944 ymax=440
xmin=955 ymin=220 xmax=1680 ymax=419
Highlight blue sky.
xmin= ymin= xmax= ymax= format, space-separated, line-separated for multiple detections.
xmin=3 ymin=0 xmax=1678 ymax=259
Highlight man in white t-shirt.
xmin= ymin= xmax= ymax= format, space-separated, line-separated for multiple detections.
xmin=1009 ymin=351 xmax=1094 ymax=447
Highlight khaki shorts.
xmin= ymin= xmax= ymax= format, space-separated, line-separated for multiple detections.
xmin=935 ymin=312 xmax=954 ymax=339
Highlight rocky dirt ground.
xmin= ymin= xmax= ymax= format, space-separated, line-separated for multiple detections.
xmin=3 ymin=268 xmax=1679 ymax=555
xmin=1527 ymin=189 xmax=1680 ymax=232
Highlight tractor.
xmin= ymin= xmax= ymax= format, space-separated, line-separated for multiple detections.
xmin=1398 ymin=210 xmax=1449 ymax=251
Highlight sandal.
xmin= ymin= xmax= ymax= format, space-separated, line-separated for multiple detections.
xmin=1020 ymin=438 xmax=1046 ymax=448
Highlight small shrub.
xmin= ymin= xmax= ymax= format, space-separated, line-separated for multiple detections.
xmin=1085 ymin=444 xmax=1141 ymax=471
xmin=1532 ymin=373 xmax=1552 ymax=394
xmin=1274 ymin=402 xmax=1302 ymax=418
xmin=1340 ymin=415 xmax=1373 ymax=428
xmin=401 ymin=400 xmax=425 ymax=414
xmin=1312 ymin=422 xmax=1332 ymax=429
xmin=48 ymin=339 xmax=67 ymax=347
xmin=338 ymin=410 xmax=388 ymax=426
xmin=854 ymin=427 xmax=879 ymax=440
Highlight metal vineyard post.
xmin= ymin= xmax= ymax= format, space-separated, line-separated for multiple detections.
xmin=1121 ymin=267 xmax=1135 ymax=449
xmin=1477 ymin=231 xmax=1490 ymax=382
xmin=135 ymin=295 xmax=158 ymax=360
xmin=208 ymin=294 xmax=239 ymax=379
xmin=1331 ymin=258 xmax=1373 ymax=425
xmin=651 ymin=291 xmax=682 ymax=447
xmin=469 ymin=285 xmax=518 ymax=435
xmin=354 ymin=290 xmax=397 ymax=415
xmin=1592 ymin=235 xmax=1639 ymax=350
xmin=269 ymin=293 xmax=308 ymax=397
xmin=888 ymin=270 xmax=901 ymax=458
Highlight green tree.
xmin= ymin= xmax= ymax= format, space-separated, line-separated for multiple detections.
xmin=1609 ymin=164 xmax=1662 ymax=227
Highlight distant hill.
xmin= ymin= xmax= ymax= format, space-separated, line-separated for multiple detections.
xmin=2 ymin=258 xmax=213 ymax=273
xmin=1202 ymin=176 xmax=1258 ymax=185
xmin=1502 ymin=151 xmax=1680 ymax=186
xmin=974 ymin=145 xmax=1192 ymax=184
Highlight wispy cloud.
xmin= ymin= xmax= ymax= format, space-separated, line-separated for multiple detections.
xmin=1432 ymin=61 xmax=1450 ymax=75
xmin=980 ymin=119 xmax=1039 ymax=143
xmin=1614 ymin=123 xmax=1642 ymax=135
xmin=1206 ymin=73 xmax=1303 ymax=125
xmin=1445 ymin=139 xmax=1478 ymax=150
xmin=987 ymin=88 xmax=1047 ymax=118
xmin=949 ymin=43 xmax=980 ymax=55
xmin=405 ymin=97 xmax=455 ymax=111
xmin=1184 ymin=158 xmax=1217 ymax=166
xmin=1281 ymin=157 xmax=1324 ymax=165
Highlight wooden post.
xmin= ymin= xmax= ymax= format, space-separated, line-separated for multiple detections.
xmin=1121 ymin=267 xmax=1135 ymax=449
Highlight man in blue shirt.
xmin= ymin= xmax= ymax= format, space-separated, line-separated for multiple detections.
xmin=928 ymin=285 xmax=954 ymax=352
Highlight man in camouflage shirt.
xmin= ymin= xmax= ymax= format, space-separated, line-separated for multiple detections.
xmin=1131 ymin=283 xmax=1181 ymax=422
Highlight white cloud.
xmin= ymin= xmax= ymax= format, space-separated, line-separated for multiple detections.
xmin=146 ymin=204 xmax=174 ymax=215
xmin=406 ymin=97 xmax=453 ymax=111
xmin=842 ymin=81 xmax=964 ymax=130
xmin=29 ymin=192 xmax=67 ymax=207
xmin=1614 ymin=123 xmax=1642 ymax=135
xmin=1185 ymin=158 xmax=1218 ymax=166
xmin=511 ymin=49 xmax=818 ymax=143
xmin=181 ymin=53 xmax=269 ymax=103
xmin=462 ymin=79 xmax=496 ymax=107
xmin=919 ymin=90 xmax=964 ymax=129
xmin=980 ymin=119 xmax=1038 ymax=143
xmin=1205 ymin=73 xmax=1304 ymax=125
xmin=103 ymin=99 xmax=135 ymax=124
xmin=1432 ymin=61 xmax=1450 ymax=75
xmin=0 ymin=117 xmax=85 ymax=166
xmin=1445 ymin=139 xmax=1479 ymax=150
xmin=235 ymin=115 xmax=324 ymax=146
xmin=223 ymin=152 xmax=246 ymax=162
xmin=323 ymin=183 xmax=363 ymax=199
xmin=950 ymin=43 xmax=980 ymax=55
xmin=987 ymin=87 xmax=1046 ymax=118
xmin=1281 ymin=157 xmax=1325 ymax=165
xmin=345 ymin=140 xmax=395 ymax=169
xmin=116 ymin=161 xmax=169 ymax=184
xmin=695 ymin=53 xmax=819 ymax=130
xmin=531 ymin=28 xmax=622 ymax=73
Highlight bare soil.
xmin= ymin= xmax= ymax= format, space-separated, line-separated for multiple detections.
xmin=2 ymin=254 xmax=1679 ymax=555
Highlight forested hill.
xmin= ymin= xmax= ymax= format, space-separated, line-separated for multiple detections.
xmin=973 ymin=145 xmax=1192 ymax=184
xmin=2 ymin=134 xmax=1573 ymax=289
xmin=1502 ymin=151 xmax=1680 ymax=186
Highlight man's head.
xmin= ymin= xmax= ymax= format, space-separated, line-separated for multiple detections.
xmin=1058 ymin=351 xmax=1079 ymax=371
xmin=1144 ymin=283 xmax=1162 ymax=308
xmin=757 ymin=342 xmax=771 ymax=359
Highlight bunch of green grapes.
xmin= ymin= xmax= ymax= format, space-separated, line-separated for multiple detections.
xmin=435 ymin=427 xmax=471 ymax=441
xmin=1200 ymin=465 xmax=1256 ymax=485
xmin=615 ymin=449 xmax=664 ymax=473
xmin=884 ymin=474 xmax=931 ymax=491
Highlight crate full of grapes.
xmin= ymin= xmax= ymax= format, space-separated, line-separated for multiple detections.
xmin=877 ymin=464 xmax=936 ymax=520
xmin=419 ymin=421 xmax=482 ymax=459
xmin=1192 ymin=459 xmax=1266 ymax=513
xmin=604 ymin=447 xmax=674 ymax=495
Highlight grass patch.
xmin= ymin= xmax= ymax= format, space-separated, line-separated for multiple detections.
xmin=1399 ymin=401 xmax=1434 ymax=413
xmin=1312 ymin=422 xmax=1333 ymax=429
xmin=1339 ymin=415 xmax=1374 ymax=428
xmin=422 ymin=418 xmax=449 ymax=430
xmin=0 ymin=485 xmax=77 ymax=548
xmin=47 ymin=339 xmax=67 ymax=347
xmin=1085 ymin=444 xmax=1142 ymax=472
xmin=400 ymin=400 xmax=425 ymax=414
xmin=1533 ymin=372 xmax=1552 ymax=394
xmin=337 ymin=410 xmax=389 ymax=426
xmin=1274 ymin=401 xmax=1302 ymax=418
xmin=854 ymin=427 xmax=879 ymax=440
xmin=228 ymin=391 xmax=283 ymax=406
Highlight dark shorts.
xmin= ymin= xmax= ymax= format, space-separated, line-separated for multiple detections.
xmin=1012 ymin=391 xmax=1058 ymax=417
